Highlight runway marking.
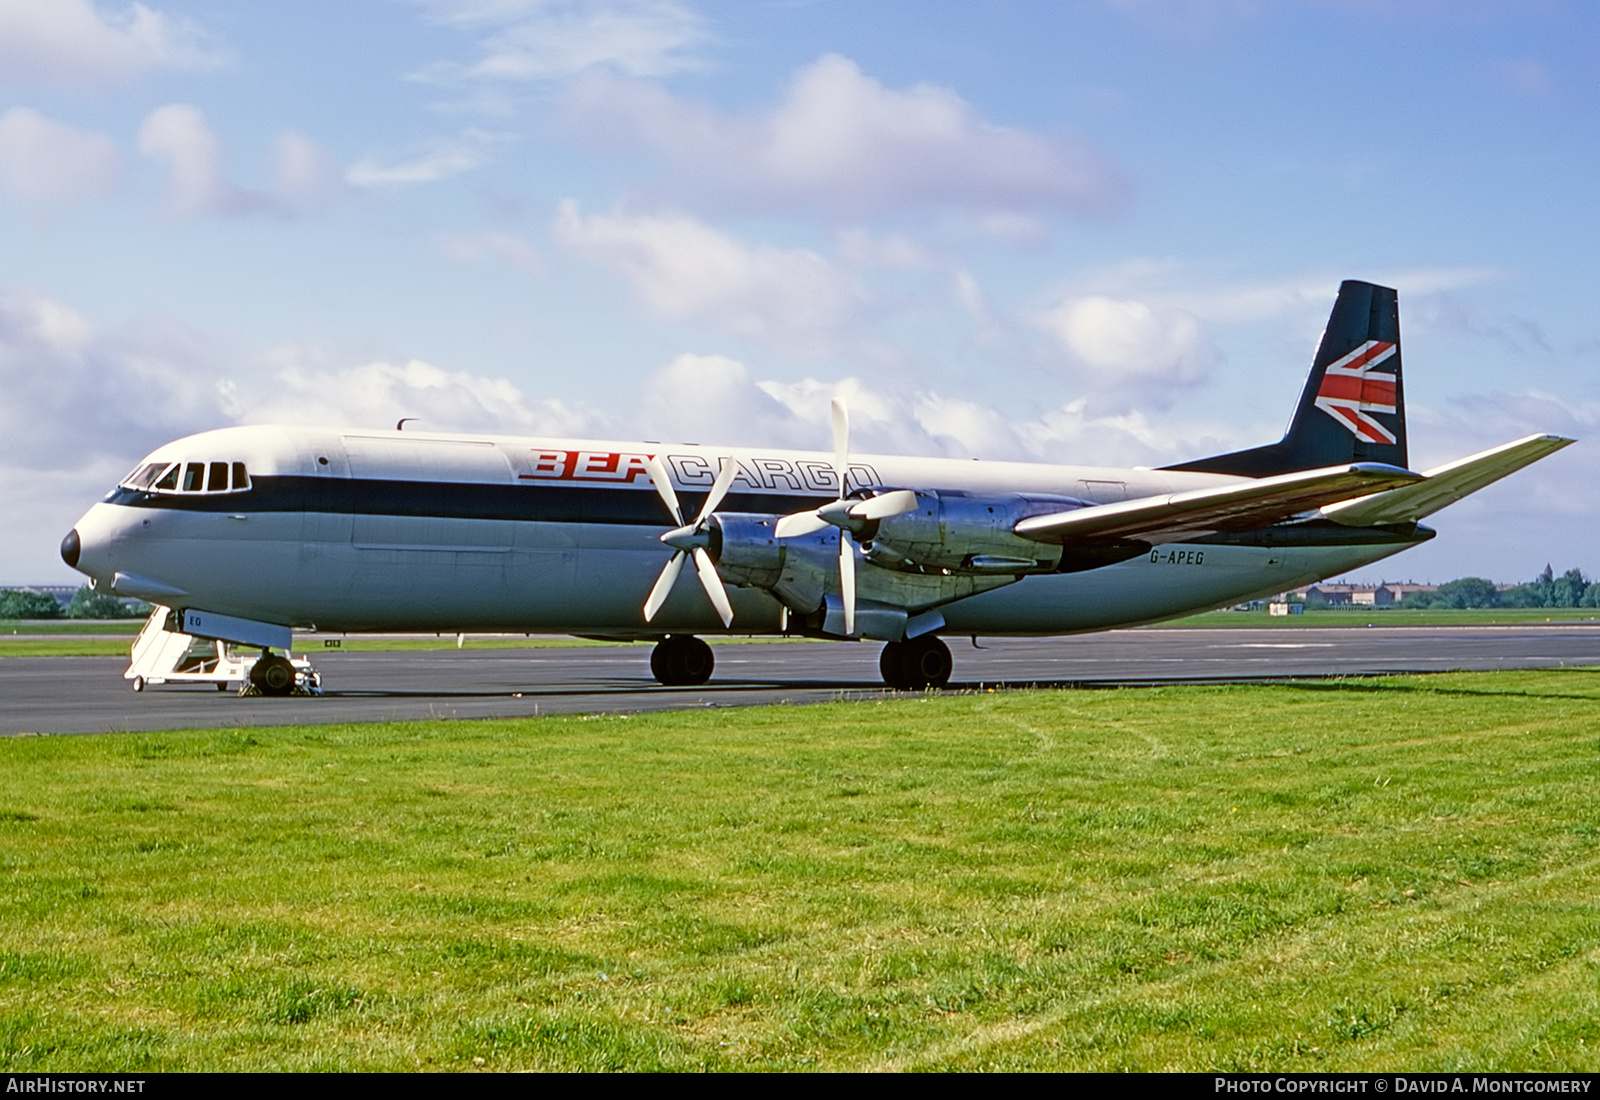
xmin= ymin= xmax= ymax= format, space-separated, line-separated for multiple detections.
xmin=1223 ymin=643 xmax=1337 ymax=649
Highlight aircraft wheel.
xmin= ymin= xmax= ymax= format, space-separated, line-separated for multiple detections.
xmin=879 ymin=642 xmax=907 ymax=689
xmin=881 ymin=635 xmax=952 ymax=690
xmin=131 ymin=675 xmax=145 ymax=693
xmin=250 ymin=654 xmax=296 ymax=697
xmin=651 ymin=635 xmax=714 ymax=686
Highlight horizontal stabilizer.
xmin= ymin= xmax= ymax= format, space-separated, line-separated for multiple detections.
xmin=1015 ymin=462 xmax=1423 ymax=545
xmin=1320 ymin=434 xmax=1574 ymax=527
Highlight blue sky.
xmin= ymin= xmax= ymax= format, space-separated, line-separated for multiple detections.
xmin=2 ymin=0 xmax=1594 ymax=584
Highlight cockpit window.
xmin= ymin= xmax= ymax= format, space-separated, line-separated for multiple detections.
xmin=123 ymin=462 xmax=173 ymax=490
xmin=120 ymin=459 xmax=251 ymax=495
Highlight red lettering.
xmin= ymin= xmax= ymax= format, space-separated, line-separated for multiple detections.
xmin=577 ymin=451 xmax=619 ymax=476
xmin=616 ymin=454 xmax=652 ymax=483
xmin=526 ymin=450 xmax=568 ymax=477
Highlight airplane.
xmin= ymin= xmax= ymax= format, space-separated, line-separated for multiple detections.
xmin=59 ymin=280 xmax=1573 ymax=695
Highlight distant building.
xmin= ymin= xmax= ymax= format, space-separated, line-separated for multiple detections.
xmin=1297 ymin=581 xmax=1439 ymax=607
xmin=4 ymin=585 xmax=79 ymax=609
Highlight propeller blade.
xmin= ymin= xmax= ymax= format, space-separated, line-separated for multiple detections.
xmin=839 ymin=534 xmax=856 ymax=637
xmin=692 ymin=546 xmax=735 ymax=627
xmin=831 ymin=396 xmax=849 ymax=499
xmin=643 ymin=549 xmax=686 ymax=622
xmin=694 ymin=456 xmax=739 ymax=526
xmin=644 ymin=455 xmax=684 ymax=526
xmin=849 ymin=489 xmax=917 ymax=521
xmin=774 ymin=511 xmax=831 ymax=539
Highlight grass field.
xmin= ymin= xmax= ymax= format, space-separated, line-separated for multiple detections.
xmin=2 ymin=669 xmax=1598 ymax=1071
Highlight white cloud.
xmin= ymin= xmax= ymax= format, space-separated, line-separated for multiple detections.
xmin=1038 ymin=295 xmax=1218 ymax=389
xmin=138 ymin=103 xmax=247 ymax=216
xmin=0 ymin=0 xmax=224 ymax=90
xmin=553 ymin=200 xmax=868 ymax=346
xmin=646 ymin=356 xmax=1220 ymax=468
xmin=0 ymin=291 xmax=227 ymax=476
xmin=222 ymin=352 xmax=601 ymax=437
xmin=271 ymin=131 xmax=345 ymax=212
xmin=345 ymin=129 xmax=501 ymax=186
xmin=406 ymin=0 xmax=707 ymax=83
xmin=0 ymin=107 xmax=120 ymax=202
xmin=562 ymin=54 xmax=1129 ymax=217
xmin=437 ymin=231 xmax=544 ymax=274
xmin=636 ymin=354 xmax=812 ymax=447
xmin=0 ymin=287 xmax=604 ymax=479
xmin=1052 ymin=263 xmax=1499 ymax=325
xmin=833 ymin=228 xmax=936 ymax=272
xmin=138 ymin=105 xmax=345 ymax=217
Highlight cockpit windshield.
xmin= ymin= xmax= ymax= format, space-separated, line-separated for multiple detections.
xmin=119 ymin=460 xmax=251 ymax=495
xmin=124 ymin=463 xmax=171 ymax=490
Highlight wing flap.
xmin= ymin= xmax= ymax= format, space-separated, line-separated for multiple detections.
xmin=1014 ymin=463 xmax=1423 ymax=544
xmin=1320 ymin=434 xmax=1575 ymax=527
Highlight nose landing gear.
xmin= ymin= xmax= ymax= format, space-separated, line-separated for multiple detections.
xmin=249 ymin=653 xmax=298 ymax=697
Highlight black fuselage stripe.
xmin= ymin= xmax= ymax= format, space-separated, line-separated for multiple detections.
xmin=106 ymin=476 xmax=832 ymax=526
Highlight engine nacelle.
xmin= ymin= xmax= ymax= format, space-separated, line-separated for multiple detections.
xmin=705 ymin=512 xmax=835 ymax=613
xmin=705 ymin=513 xmax=786 ymax=589
xmin=862 ymin=490 xmax=1089 ymax=574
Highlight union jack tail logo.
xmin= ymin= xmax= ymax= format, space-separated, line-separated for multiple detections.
xmin=1314 ymin=340 xmax=1397 ymax=444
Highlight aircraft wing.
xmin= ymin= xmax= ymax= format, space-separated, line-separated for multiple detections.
xmin=1318 ymin=434 xmax=1575 ymax=527
xmin=1014 ymin=463 xmax=1424 ymax=545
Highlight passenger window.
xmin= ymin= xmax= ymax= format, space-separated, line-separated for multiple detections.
xmin=183 ymin=462 xmax=205 ymax=492
xmin=154 ymin=465 xmax=180 ymax=491
xmin=232 ymin=462 xmax=250 ymax=491
xmin=208 ymin=461 xmax=229 ymax=492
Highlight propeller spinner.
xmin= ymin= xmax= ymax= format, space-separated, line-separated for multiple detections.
xmin=771 ymin=398 xmax=916 ymax=636
xmin=642 ymin=455 xmax=738 ymax=627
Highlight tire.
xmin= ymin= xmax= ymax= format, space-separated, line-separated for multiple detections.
xmin=250 ymin=654 xmax=296 ymax=697
xmin=650 ymin=635 xmax=714 ymax=686
xmin=131 ymin=675 xmax=145 ymax=693
xmin=881 ymin=635 xmax=952 ymax=690
xmin=879 ymin=642 xmax=906 ymax=689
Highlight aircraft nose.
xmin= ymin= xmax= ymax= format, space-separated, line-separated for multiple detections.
xmin=61 ymin=528 xmax=81 ymax=569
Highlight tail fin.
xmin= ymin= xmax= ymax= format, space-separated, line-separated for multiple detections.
xmin=1163 ymin=280 xmax=1407 ymax=476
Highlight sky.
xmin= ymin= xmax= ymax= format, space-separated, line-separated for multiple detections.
xmin=1 ymin=0 xmax=1595 ymax=585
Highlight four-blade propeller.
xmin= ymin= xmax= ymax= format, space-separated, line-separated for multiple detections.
xmin=771 ymin=397 xmax=915 ymax=636
xmin=642 ymin=454 xmax=738 ymax=627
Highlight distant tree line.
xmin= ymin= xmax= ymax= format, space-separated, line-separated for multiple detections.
xmin=1402 ymin=566 xmax=1600 ymax=609
xmin=0 ymin=588 xmax=150 ymax=620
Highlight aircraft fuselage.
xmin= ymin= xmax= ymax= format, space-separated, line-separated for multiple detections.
xmin=66 ymin=424 xmax=1429 ymax=639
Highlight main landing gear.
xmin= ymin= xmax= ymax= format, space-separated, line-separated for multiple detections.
xmin=651 ymin=635 xmax=715 ymax=686
xmin=879 ymin=635 xmax=953 ymax=690
xmin=647 ymin=633 xmax=954 ymax=690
